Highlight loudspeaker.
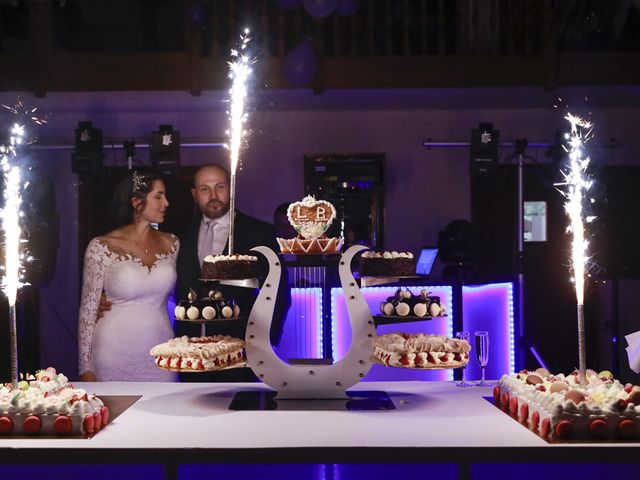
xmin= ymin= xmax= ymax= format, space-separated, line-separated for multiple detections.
xmin=592 ymin=166 xmax=640 ymax=278
xmin=470 ymin=123 xmax=500 ymax=179
xmin=71 ymin=121 xmax=103 ymax=176
xmin=151 ymin=125 xmax=180 ymax=176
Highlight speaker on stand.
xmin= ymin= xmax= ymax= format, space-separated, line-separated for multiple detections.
xmin=591 ymin=166 xmax=640 ymax=383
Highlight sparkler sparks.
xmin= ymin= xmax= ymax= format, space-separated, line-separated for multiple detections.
xmin=559 ymin=113 xmax=594 ymax=305
xmin=556 ymin=113 xmax=595 ymax=385
xmin=1 ymin=123 xmax=29 ymax=307
xmin=2 ymin=99 xmax=48 ymax=127
xmin=1 ymin=99 xmax=41 ymax=387
xmin=226 ymin=28 xmax=253 ymax=174
xmin=1 ymin=120 xmax=30 ymax=388
xmin=225 ymin=28 xmax=254 ymax=255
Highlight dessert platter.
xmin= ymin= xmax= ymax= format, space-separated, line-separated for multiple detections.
xmin=0 ymin=368 xmax=109 ymax=436
xmin=154 ymin=256 xmax=253 ymax=371
xmin=151 ymin=335 xmax=246 ymax=372
xmin=174 ymin=288 xmax=242 ymax=322
xmin=494 ymin=368 xmax=640 ymax=442
xmin=372 ymin=333 xmax=470 ymax=369
xmin=374 ymin=287 xmax=447 ymax=326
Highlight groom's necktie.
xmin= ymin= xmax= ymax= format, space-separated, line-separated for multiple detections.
xmin=198 ymin=220 xmax=215 ymax=265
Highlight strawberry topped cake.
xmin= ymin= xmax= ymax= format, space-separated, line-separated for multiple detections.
xmin=495 ymin=368 xmax=640 ymax=441
xmin=150 ymin=335 xmax=245 ymax=372
xmin=0 ymin=367 xmax=108 ymax=436
xmin=373 ymin=333 xmax=470 ymax=369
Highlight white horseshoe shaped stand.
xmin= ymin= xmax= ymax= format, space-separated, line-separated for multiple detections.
xmin=245 ymin=245 xmax=375 ymax=399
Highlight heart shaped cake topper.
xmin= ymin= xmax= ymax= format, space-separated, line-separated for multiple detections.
xmin=287 ymin=195 xmax=336 ymax=239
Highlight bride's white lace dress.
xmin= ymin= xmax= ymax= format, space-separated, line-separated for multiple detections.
xmin=78 ymin=237 xmax=179 ymax=381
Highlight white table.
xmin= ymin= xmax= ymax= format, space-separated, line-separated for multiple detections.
xmin=1 ymin=381 xmax=638 ymax=479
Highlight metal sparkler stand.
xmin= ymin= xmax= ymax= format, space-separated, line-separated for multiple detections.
xmin=516 ymin=148 xmax=526 ymax=372
xmin=228 ymin=171 xmax=237 ymax=255
xmin=9 ymin=304 xmax=18 ymax=388
xmin=577 ymin=303 xmax=587 ymax=385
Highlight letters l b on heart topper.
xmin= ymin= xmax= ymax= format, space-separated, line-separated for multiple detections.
xmin=286 ymin=195 xmax=337 ymax=239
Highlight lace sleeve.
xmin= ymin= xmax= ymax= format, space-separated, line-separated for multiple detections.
xmin=78 ymin=238 xmax=111 ymax=376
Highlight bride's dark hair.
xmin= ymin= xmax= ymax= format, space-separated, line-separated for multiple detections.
xmin=109 ymin=169 xmax=164 ymax=228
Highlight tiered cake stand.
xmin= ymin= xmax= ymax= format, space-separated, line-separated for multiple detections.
xmin=170 ymin=244 xmax=453 ymax=405
xmin=245 ymin=245 xmax=376 ymax=399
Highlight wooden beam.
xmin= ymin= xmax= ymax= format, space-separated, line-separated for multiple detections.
xmin=0 ymin=51 xmax=638 ymax=93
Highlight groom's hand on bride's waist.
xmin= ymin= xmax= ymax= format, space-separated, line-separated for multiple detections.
xmin=97 ymin=292 xmax=112 ymax=319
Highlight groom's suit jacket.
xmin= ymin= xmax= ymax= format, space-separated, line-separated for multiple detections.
xmin=176 ymin=210 xmax=278 ymax=300
xmin=175 ymin=211 xmax=285 ymax=382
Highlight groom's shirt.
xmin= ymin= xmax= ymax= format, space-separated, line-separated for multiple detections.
xmin=197 ymin=211 xmax=230 ymax=265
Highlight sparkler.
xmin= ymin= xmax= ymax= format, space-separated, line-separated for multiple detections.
xmin=1 ymin=123 xmax=27 ymax=389
xmin=226 ymin=28 xmax=253 ymax=255
xmin=0 ymin=100 xmax=43 ymax=388
xmin=557 ymin=113 xmax=594 ymax=386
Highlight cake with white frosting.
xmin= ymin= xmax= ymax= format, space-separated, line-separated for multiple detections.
xmin=359 ymin=251 xmax=416 ymax=277
xmin=0 ymin=368 xmax=108 ymax=436
xmin=495 ymin=369 xmax=640 ymax=440
xmin=373 ymin=333 xmax=470 ymax=369
xmin=379 ymin=288 xmax=446 ymax=317
xmin=151 ymin=335 xmax=245 ymax=372
xmin=276 ymin=195 xmax=343 ymax=254
xmin=201 ymin=254 xmax=258 ymax=279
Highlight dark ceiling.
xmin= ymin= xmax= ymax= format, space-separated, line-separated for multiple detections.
xmin=1 ymin=0 xmax=639 ymax=96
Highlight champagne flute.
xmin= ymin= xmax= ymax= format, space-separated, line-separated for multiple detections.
xmin=474 ymin=331 xmax=491 ymax=386
xmin=455 ymin=331 xmax=472 ymax=387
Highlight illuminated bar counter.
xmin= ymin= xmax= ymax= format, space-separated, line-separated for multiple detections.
xmin=278 ymin=282 xmax=516 ymax=382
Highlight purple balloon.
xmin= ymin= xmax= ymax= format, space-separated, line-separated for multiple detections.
xmin=282 ymin=40 xmax=318 ymax=86
xmin=277 ymin=0 xmax=301 ymax=10
xmin=337 ymin=0 xmax=359 ymax=16
xmin=302 ymin=0 xmax=337 ymax=18
xmin=187 ymin=1 xmax=205 ymax=25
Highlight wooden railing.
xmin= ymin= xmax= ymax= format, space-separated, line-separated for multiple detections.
xmin=0 ymin=0 xmax=638 ymax=95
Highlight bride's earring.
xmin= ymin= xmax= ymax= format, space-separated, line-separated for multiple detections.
xmin=134 ymin=206 xmax=142 ymax=224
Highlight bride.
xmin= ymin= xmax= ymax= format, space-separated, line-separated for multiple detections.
xmin=78 ymin=170 xmax=178 ymax=382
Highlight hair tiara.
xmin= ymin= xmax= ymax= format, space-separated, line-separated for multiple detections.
xmin=131 ymin=170 xmax=147 ymax=194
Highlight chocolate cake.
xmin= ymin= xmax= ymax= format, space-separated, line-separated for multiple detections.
xmin=201 ymin=254 xmax=258 ymax=280
xmin=359 ymin=251 xmax=416 ymax=277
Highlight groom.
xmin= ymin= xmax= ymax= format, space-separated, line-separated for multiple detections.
xmin=176 ymin=163 xmax=286 ymax=382
xmin=176 ymin=163 xmax=277 ymax=300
